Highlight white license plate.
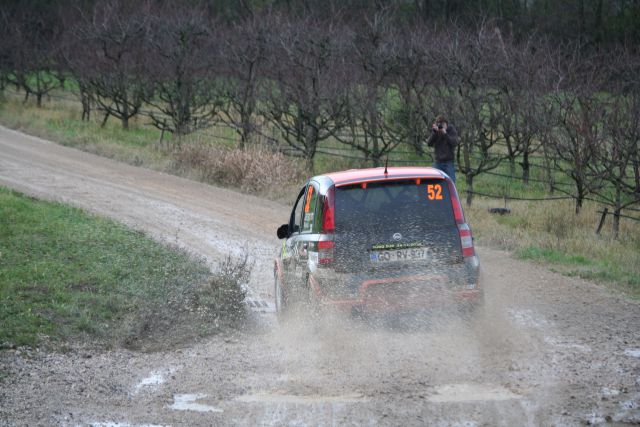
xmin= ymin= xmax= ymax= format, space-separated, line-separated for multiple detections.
xmin=370 ymin=248 xmax=428 ymax=262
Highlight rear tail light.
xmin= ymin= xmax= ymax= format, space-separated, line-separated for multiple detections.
xmin=458 ymin=223 xmax=475 ymax=257
xmin=318 ymin=186 xmax=336 ymax=266
xmin=322 ymin=186 xmax=335 ymax=233
xmin=447 ymin=180 xmax=465 ymax=224
xmin=446 ymin=180 xmax=476 ymax=258
xmin=318 ymin=240 xmax=334 ymax=265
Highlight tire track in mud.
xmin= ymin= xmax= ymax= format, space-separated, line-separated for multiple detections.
xmin=1 ymin=125 xmax=639 ymax=426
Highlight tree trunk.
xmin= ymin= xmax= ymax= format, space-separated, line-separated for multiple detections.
xmin=542 ymin=140 xmax=555 ymax=194
xmin=633 ymin=150 xmax=640 ymax=194
xmin=575 ymin=197 xmax=583 ymax=215
xmin=305 ymin=155 xmax=314 ymax=171
xmin=594 ymin=0 xmax=604 ymax=42
xmin=101 ymin=112 xmax=110 ymax=127
xmin=304 ymin=124 xmax=318 ymax=172
xmin=578 ymin=0 xmax=586 ymax=44
xmin=369 ymin=108 xmax=380 ymax=166
xmin=239 ymin=114 xmax=251 ymax=150
xmin=521 ymin=150 xmax=530 ymax=184
xmin=372 ymin=153 xmax=384 ymax=168
xmin=465 ymin=173 xmax=474 ymax=207
xmin=612 ymin=183 xmax=621 ymax=239
xmin=371 ymin=134 xmax=381 ymax=167
xmin=575 ymin=183 xmax=584 ymax=215
xmin=82 ymin=96 xmax=90 ymax=121
xmin=122 ymin=101 xmax=129 ymax=130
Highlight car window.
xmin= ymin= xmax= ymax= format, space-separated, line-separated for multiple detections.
xmin=301 ymin=182 xmax=319 ymax=234
xmin=290 ymin=184 xmax=306 ymax=234
xmin=334 ymin=180 xmax=455 ymax=234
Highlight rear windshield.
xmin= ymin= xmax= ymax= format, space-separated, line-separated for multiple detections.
xmin=334 ymin=180 xmax=455 ymax=233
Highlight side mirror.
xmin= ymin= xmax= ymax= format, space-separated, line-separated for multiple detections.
xmin=276 ymin=224 xmax=289 ymax=239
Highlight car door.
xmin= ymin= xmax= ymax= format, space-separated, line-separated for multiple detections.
xmin=292 ymin=181 xmax=320 ymax=284
xmin=281 ymin=184 xmax=307 ymax=288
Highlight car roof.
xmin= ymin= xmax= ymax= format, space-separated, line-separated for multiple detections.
xmin=322 ymin=167 xmax=447 ymax=187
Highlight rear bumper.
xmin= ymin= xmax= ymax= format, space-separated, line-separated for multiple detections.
xmin=333 ymin=282 xmax=480 ymax=314
xmin=310 ymin=262 xmax=481 ymax=314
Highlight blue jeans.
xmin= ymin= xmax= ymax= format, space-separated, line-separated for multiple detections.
xmin=433 ymin=161 xmax=456 ymax=183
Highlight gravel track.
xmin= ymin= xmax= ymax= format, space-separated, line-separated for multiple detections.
xmin=0 ymin=126 xmax=639 ymax=426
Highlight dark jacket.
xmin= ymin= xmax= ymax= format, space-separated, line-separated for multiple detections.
xmin=427 ymin=124 xmax=458 ymax=163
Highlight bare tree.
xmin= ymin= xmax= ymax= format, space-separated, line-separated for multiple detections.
xmin=0 ymin=8 xmax=11 ymax=93
xmin=5 ymin=5 xmax=64 ymax=107
xmin=60 ymin=9 xmax=94 ymax=122
xmin=437 ymin=25 xmax=506 ymax=205
xmin=144 ymin=5 xmax=221 ymax=136
xmin=596 ymin=50 xmax=640 ymax=236
xmin=336 ymin=13 xmax=404 ymax=166
xmin=260 ymin=15 xmax=351 ymax=170
xmin=602 ymin=95 xmax=640 ymax=236
xmin=218 ymin=16 xmax=268 ymax=148
xmin=72 ymin=1 xmax=150 ymax=129
xmin=392 ymin=26 xmax=439 ymax=157
xmin=547 ymin=49 xmax=609 ymax=214
xmin=494 ymin=35 xmax=547 ymax=183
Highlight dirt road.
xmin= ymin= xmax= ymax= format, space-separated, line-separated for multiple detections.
xmin=1 ymin=125 xmax=639 ymax=426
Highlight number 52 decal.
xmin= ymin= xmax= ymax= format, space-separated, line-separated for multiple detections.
xmin=427 ymin=184 xmax=443 ymax=200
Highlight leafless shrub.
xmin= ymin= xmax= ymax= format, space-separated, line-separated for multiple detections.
xmin=196 ymin=252 xmax=253 ymax=325
xmin=123 ymin=250 xmax=252 ymax=350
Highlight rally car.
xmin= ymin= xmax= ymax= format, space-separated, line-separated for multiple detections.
xmin=274 ymin=166 xmax=481 ymax=318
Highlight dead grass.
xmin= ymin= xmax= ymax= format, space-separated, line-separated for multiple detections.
xmin=467 ymin=198 xmax=640 ymax=295
xmin=172 ymin=138 xmax=305 ymax=201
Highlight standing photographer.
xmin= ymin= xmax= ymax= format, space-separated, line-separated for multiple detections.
xmin=426 ymin=115 xmax=458 ymax=183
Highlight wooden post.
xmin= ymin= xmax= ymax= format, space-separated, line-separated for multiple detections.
xmin=595 ymin=208 xmax=608 ymax=234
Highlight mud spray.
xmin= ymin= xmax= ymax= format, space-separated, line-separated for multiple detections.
xmin=247 ymin=270 xmax=563 ymax=425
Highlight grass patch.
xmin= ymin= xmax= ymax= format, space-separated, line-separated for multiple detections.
xmin=518 ymin=246 xmax=592 ymax=265
xmin=0 ymin=187 xmax=249 ymax=351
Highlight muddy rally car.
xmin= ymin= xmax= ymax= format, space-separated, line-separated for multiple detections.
xmin=274 ymin=166 xmax=481 ymax=318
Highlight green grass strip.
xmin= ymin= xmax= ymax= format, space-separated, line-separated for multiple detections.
xmin=0 ymin=187 xmax=211 ymax=349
